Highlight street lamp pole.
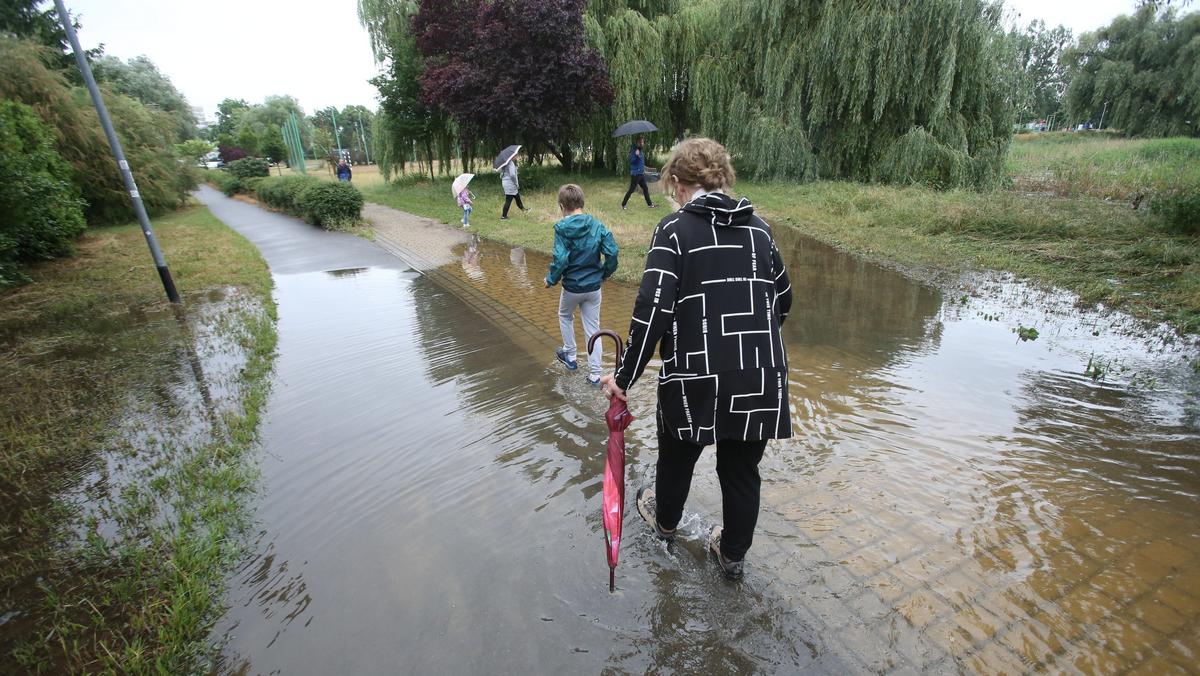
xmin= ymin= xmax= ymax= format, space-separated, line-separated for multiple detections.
xmin=54 ymin=0 xmax=180 ymax=304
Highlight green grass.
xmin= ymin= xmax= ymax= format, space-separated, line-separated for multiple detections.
xmin=0 ymin=205 xmax=277 ymax=672
xmin=1006 ymin=132 xmax=1200 ymax=201
xmin=361 ymin=153 xmax=1199 ymax=333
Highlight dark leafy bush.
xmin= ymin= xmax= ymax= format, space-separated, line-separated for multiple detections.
xmin=297 ymin=181 xmax=363 ymax=230
xmin=256 ymin=175 xmax=320 ymax=212
xmin=1150 ymin=188 xmax=1200 ymax=236
xmin=226 ymin=157 xmax=270 ymax=180
xmin=0 ymin=99 xmax=87 ymax=286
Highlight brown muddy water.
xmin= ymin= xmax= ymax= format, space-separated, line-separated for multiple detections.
xmin=197 ymin=188 xmax=1200 ymax=674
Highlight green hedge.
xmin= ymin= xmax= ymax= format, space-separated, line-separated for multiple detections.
xmin=298 ymin=182 xmax=364 ymax=230
xmin=257 ymin=175 xmax=319 ymax=212
xmin=0 ymin=99 xmax=87 ymax=286
xmin=202 ymin=169 xmax=241 ymax=196
xmin=254 ymin=176 xmax=363 ymax=230
xmin=227 ymin=157 xmax=270 ymax=180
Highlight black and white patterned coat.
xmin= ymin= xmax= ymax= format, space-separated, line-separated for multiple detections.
xmin=614 ymin=192 xmax=793 ymax=444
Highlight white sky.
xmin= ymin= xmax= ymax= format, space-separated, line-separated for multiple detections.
xmin=64 ymin=0 xmax=381 ymax=120
xmin=62 ymin=0 xmax=1148 ymax=122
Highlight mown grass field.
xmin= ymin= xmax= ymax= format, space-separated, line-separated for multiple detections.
xmin=353 ymin=135 xmax=1199 ymax=333
xmin=0 ymin=205 xmax=277 ymax=672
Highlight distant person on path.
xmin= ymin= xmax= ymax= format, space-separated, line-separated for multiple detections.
xmin=500 ymin=159 xmax=529 ymax=219
xmin=621 ymin=135 xmax=656 ymax=210
xmin=457 ymin=185 xmax=474 ymax=228
xmin=545 ymin=184 xmax=619 ymax=386
xmin=336 ymin=160 xmax=352 ymax=182
xmin=600 ymin=137 xmax=792 ymax=580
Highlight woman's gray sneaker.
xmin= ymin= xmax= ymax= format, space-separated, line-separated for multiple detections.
xmin=708 ymin=526 xmax=744 ymax=580
xmin=636 ymin=487 xmax=676 ymax=542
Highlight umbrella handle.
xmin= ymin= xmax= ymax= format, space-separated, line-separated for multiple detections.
xmin=587 ymin=329 xmax=624 ymax=372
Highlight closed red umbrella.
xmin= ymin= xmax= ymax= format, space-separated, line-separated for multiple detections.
xmin=588 ymin=329 xmax=633 ymax=592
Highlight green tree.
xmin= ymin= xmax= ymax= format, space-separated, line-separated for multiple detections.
xmin=215 ymin=97 xmax=249 ymax=138
xmin=0 ymin=99 xmax=87 ymax=285
xmin=176 ymin=138 xmax=213 ymax=166
xmin=0 ymin=0 xmax=101 ymax=72
xmin=676 ymin=0 xmax=1016 ymax=185
xmin=0 ymin=38 xmax=196 ymax=224
xmin=359 ymin=0 xmax=452 ymax=178
xmin=1065 ymin=6 xmax=1200 ymax=136
xmin=93 ymin=54 xmax=197 ymax=140
xmin=1010 ymin=20 xmax=1074 ymax=122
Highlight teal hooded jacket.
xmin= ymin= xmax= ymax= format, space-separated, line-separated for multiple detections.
xmin=545 ymin=213 xmax=619 ymax=293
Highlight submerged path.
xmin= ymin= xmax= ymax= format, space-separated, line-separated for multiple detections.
xmin=196 ymin=186 xmax=1200 ymax=674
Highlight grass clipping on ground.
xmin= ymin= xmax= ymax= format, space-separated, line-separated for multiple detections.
xmin=0 ymin=205 xmax=277 ymax=672
xmin=358 ymin=137 xmax=1199 ymax=334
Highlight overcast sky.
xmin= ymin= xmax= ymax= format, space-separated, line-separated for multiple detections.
xmin=63 ymin=0 xmax=1152 ymax=121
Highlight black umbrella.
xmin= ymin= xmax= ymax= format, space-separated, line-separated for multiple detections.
xmin=493 ymin=145 xmax=522 ymax=169
xmin=612 ymin=120 xmax=659 ymax=138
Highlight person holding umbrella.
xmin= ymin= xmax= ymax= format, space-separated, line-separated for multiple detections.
xmin=453 ymin=173 xmax=475 ymax=228
xmin=496 ymin=145 xmax=530 ymax=220
xmin=621 ymin=135 xmax=656 ymax=210
xmin=599 ymin=137 xmax=793 ymax=581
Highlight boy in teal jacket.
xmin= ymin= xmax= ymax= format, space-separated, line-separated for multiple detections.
xmin=545 ymin=184 xmax=619 ymax=385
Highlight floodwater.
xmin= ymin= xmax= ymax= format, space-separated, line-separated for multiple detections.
xmin=197 ymin=188 xmax=1200 ymax=674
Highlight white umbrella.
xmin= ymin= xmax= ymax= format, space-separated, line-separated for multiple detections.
xmin=452 ymin=173 xmax=475 ymax=197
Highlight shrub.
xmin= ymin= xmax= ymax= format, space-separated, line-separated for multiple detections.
xmin=226 ymin=157 xmax=270 ymax=180
xmin=297 ymin=181 xmax=363 ymax=230
xmin=241 ymin=176 xmax=267 ymax=196
xmin=0 ymin=39 xmax=192 ymax=225
xmin=0 ymin=100 xmax=87 ymax=286
xmin=203 ymin=169 xmax=240 ymax=196
xmin=1150 ymin=188 xmax=1200 ymax=236
xmin=256 ymin=175 xmax=319 ymax=212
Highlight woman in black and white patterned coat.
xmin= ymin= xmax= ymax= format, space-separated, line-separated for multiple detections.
xmin=600 ymin=137 xmax=792 ymax=579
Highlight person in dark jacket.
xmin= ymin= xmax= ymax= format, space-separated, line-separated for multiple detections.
xmin=336 ymin=160 xmax=352 ymax=182
xmin=621 ymin=136 xmax=656 ymax=209
xmin=545 ymin=184 xmax=619 ymax=385
xmin=600 ymin=137 xmax=792 ymax=580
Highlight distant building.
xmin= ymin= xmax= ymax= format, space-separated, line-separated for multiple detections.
xmin=191 ymin=105 xmax=212 ymax=130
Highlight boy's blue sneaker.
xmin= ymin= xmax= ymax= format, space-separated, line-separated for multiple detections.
xmin=555 ymin=348 xmax=578 ymax=371
xmin=587 ymin=375 xmax=601 ymax=387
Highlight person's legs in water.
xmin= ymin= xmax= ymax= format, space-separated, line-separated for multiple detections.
xmin=556 ymin=290 xmax=584 ymax=369
xmin=637 ymin=175 xmax=655 ymax=207
xmin=654 ymin=432 xmax=705 ymax=531
xmin=578 ymin=289 xmax=602 ymax=383
xmin=620 ymin=174 xmax=639 ymax=208
xmin=714 ymin=439 xmax=767 ymax=562
xmin=502 ymin=194 xmax=515 ymax=218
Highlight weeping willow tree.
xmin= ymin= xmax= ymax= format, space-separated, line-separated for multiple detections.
xmin=688 ymin=0 xmax=1015 ymax=187
xmin=1064 ymin=6 xmax=1200 ymax=137
xmin=580 ymin=0 xmax=719 ymax=171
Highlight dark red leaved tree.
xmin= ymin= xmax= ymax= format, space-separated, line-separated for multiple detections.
xmin=218 ymin=145 xmax=247 ymax=163
xmin=413 ymin=0 xmax=612 ymax=169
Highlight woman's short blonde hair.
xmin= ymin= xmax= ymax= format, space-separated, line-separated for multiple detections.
xmin=662 ymin=137 xmax=736 ymax=193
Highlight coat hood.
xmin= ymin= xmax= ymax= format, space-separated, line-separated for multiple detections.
xmin=556 ymin=213 xmax=603 ymax=238
xmin=681 ymin=192 xmax=755 ymax=227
